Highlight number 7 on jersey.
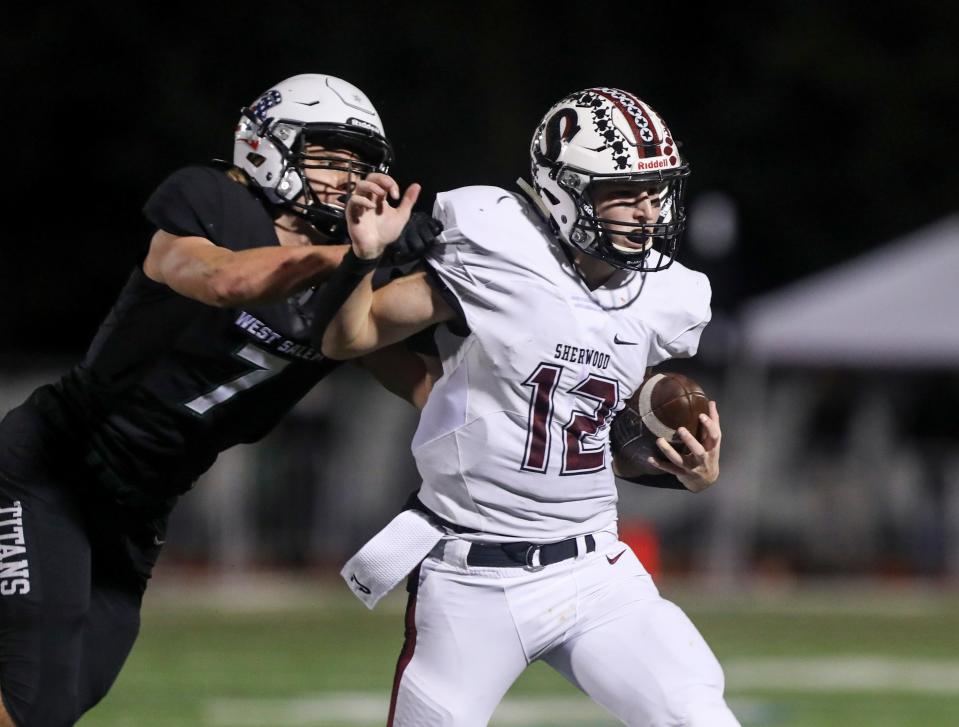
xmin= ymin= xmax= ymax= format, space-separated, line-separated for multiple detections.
xmin=185 ymin=343 xmax=290 ymax=415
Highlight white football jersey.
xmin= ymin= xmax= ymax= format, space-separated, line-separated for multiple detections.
xmin=413 ymin=186 xmax=711 ymax=542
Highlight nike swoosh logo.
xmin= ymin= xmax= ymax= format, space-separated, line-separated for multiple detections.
xmin=295 ymin=100 xmax=321 ymax=106
xmin=606 ymin=549 xmax=628 ymax=565
xmin=613 ymin=334 xmax=638 ymax=346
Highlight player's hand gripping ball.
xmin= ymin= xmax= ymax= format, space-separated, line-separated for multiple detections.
xmin=611 ymin=372 xmax=709 ymax=477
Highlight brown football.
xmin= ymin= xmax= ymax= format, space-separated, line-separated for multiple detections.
xmin=610 ymin=372 xmax=709 ymax=476
xmin=632 ymin=372 xmax=709 ymax=445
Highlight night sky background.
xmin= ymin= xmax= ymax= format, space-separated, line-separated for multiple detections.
xmin=4 ymin=2 xmax=957 ymax=359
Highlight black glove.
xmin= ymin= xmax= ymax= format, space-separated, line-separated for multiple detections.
xmin=610 ymin=407 xmax=685 ymax=490
xmin=382 ymin=211 xmax=443 ymax=266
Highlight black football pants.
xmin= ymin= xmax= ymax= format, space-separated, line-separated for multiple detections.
xmin=0 ymin=403 xmax=163 ymax=727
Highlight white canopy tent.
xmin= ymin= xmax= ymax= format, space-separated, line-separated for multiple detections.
xmin=704 ymin=214 xmax=959 ymax=583
xmin=740 ymin=214 xmax=959 ymax=368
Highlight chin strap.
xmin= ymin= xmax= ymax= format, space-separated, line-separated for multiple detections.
xmin=303 ymin=210 xmax=343 ymax=239
xmin=515 ymin=178 xmax=553 ymax=221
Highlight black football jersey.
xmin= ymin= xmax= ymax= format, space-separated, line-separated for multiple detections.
xmin=39 ymin=166 xmax=339 ymax=504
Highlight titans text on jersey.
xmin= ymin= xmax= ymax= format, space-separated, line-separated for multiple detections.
xmin=0 ymin=501 xmax=30 ymax=596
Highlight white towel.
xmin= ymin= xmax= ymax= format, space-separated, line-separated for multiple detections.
xmin=341 ymin=508 xmax=446 ymax=609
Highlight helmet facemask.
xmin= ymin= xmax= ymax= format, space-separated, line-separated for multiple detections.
xmin=561 ymin=167 xmax=690 ymax=272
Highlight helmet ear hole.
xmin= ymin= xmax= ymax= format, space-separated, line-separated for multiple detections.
xmin=541 ymin=186 xmax=560 ymax=206
xmin=245 ymin=152 xmax=266 ymax=168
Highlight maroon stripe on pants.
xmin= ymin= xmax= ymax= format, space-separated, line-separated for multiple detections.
xmin=387 ymin=566 xmax=420 ymax=726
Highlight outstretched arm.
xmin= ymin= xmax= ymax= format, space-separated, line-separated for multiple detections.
xmin=322 ymin=266 xmax=454 ymax=359
xmin=319 ymin=174 xmax=456 ymax=359
xmin=143 ymin=231 xmax=349 ymax=307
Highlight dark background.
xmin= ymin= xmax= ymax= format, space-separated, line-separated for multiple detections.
xmin=4 ymin=2 xmax=957 ymax=357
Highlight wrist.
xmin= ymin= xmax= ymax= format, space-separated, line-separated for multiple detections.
xmin=352 ymin=243 xmax=384 ymax=262
xmin=344 ymin=247 xmax=382 ymax=270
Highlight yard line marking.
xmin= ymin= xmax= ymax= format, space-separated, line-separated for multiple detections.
xmin=205 ymin=658 xmax=959 ymax=727
xmin=206 ymin=693 xmax=619 ymax=726
xmin=726 ymin=657 xmax=959 ymax=694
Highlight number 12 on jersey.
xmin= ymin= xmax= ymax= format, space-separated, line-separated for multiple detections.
xmin=521 ymin=363 xmax=619 ymax=476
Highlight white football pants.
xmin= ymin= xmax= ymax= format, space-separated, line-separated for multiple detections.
xmin=388 ymin=530 xmax=740 ymax=727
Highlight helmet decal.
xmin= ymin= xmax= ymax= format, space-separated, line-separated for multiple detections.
xmin=592 ymin=88 xmax=663 ymax=159
xmin=250 ymin=89 xmax=282 ymax=122
xmin=543 ymin=108 xmax=581 ymax=162
xmin=582 ymin=87 xmax=669 ymax=169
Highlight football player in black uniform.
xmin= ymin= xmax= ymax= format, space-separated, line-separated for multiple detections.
xmin=0 ymin=73 xmax=434 ymax=727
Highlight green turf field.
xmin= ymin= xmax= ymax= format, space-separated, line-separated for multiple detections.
xmin=79 ymin=575 xmax=959 ymax=726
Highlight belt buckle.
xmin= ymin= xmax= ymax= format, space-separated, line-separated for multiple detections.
xmin=524 ymin=544 xmax=545 ymax=571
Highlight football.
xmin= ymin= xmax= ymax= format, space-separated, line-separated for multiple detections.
xmin=610 ymin=372 xmax=709 ymax=475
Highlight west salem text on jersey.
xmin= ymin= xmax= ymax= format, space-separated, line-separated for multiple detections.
xmin=553 ymin=343 xmax=611 ymax=369
xmin=234 ymin=311 xmax=325 ymax=362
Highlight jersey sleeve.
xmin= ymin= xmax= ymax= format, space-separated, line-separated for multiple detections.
xmin=646 ymin=269 xmax=712 ymax=364
xmin=424 ymin=187 xmax=516 ymax=333
xmin=142 ymin=166 xmax=227 ymax=243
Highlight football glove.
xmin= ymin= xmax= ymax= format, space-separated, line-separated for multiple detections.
xmin=382 ymin=212 xmax=442 ymax=266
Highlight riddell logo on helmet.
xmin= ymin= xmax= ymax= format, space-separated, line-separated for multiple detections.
xmin=634 ymin=158 xmax=673 ymax=170
xmin=347 ymin=117 xmax=377 ymax=131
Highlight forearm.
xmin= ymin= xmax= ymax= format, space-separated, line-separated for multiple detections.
xmin=316 ymin=263 xmax=454 ymax=360
xmin=611 ymin=412 xmax=685 ymax=490
xmin=145 ymin=230 xmax=351 ymax=307
xmin=616 ymin=471 xmax=686 ymax=490
xmin=202 ymin=245 xmax=349 ymax=306
xmin=317 ymin=173 xmax=437 ymax=358
xmin=320 ymin=261 xmax=379 ymax=359
xmin=612 ymin=456 xmax=661 ymax=479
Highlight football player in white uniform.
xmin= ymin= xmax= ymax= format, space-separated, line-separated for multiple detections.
xmin=319 ymin=88 xmax=738 ymax=727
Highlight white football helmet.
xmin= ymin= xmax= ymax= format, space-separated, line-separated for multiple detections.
xmin=233 ymin=74 xmax=393 ymax=236
xmin=529 ymin=88 xmax=690 ymax=271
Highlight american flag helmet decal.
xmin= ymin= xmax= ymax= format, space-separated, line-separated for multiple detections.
xmin=250 ymin=89 xmax=282 ymax=121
